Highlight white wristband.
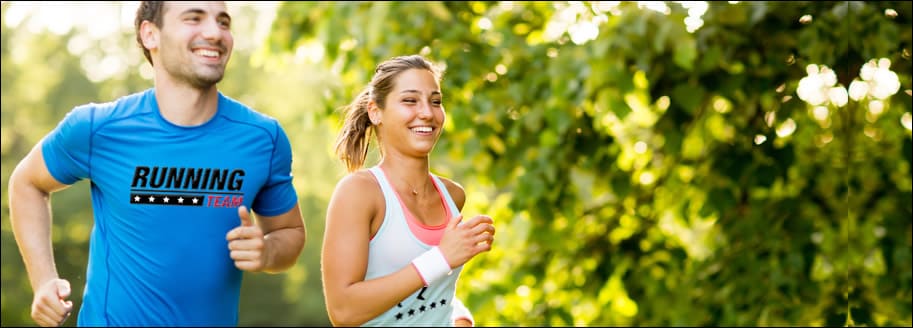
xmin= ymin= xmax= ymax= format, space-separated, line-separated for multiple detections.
xmin=411 ymin=246 xmax=452 ymax=286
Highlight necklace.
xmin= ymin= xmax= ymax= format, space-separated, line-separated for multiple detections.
xmin=405 ymin=177 xmax=428 ymax=197
xmin=408 ymin=182 xmax=423 ymax=196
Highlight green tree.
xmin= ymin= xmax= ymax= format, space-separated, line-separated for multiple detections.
xmin=265 ymin=1 xmax=912 ymax=326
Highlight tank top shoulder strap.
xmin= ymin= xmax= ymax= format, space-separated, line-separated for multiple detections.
xmin=430 ymin=174 xmax=460 ymax=219
xmin=368 ymin=166 xmax=398 ymax=206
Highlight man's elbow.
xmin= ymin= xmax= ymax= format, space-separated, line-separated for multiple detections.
xmin=8 ymin=166 xmax=48 ymax=203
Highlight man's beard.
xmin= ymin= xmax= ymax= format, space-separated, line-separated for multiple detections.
xmin=170 ymin=64 xmax=224 ymax=90
xmin=160 ymin=48 xmax=226 ymax=90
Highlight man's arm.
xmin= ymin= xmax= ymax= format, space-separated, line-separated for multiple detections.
xmin=256 ymin=203 xmax=306 ymax=273
xmin=8 ymin=143 xmax=75 ymax=326
xmin=227 ymin=204 xmax=306 ymax=273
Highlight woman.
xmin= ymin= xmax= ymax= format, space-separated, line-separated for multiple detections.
xmin=322 ymin=55 xmax=495 ymax=326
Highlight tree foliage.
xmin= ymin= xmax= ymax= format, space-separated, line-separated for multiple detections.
xmin=264 ymin=1 xmax=912 ymax=326
xmin=2 ymin=1 xmax=910 ymax=327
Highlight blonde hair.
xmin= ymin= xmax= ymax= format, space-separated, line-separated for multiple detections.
xmin=334 ymin=55 xmax=444 ymax=172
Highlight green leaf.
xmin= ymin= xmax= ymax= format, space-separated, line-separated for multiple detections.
xmin=671 ymin=83 xmax=705 ymax=114
xmin=673 ymin=37 xmax=697 ymax=71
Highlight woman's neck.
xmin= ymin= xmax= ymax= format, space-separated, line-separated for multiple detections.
xmin=378 ymin=155 xmax=432 ymax=197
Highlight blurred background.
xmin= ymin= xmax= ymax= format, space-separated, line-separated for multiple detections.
xmin=2 ymin=1 xmax=911 ymax=326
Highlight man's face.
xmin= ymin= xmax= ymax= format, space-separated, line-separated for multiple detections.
xmin=155 ymin=1 xmax=233 ymax=89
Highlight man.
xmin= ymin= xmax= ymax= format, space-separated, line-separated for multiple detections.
xmin=7 ymin=2 xmax=306 ymax=326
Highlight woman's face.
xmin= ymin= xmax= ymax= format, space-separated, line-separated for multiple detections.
xmin=374 ymin=68 xmax=445 ymax=158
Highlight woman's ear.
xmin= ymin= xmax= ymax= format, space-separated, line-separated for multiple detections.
xmin=368 ymin=101 xmax=382 ymax=125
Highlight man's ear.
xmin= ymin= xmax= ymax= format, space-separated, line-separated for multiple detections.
xmin=139 ymin=20 xmax=159 ymax=51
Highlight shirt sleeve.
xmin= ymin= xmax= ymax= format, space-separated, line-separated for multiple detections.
xmin=251 ymin=122 xmax=299 ymax=216
xmin=41 ymin=105 xmax=95 ymax=184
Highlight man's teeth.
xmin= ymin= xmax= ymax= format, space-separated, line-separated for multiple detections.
xmin=412 ymin=127 xmax=432 ymax=133
xmin=194 ymin=49 xmax=219 ymax=58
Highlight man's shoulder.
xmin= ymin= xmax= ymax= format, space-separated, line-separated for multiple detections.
xmin=84 ymin=88 xmax=151 ymax=108
xmin=217 ymin=92 xmax=284 ymax=131
xmin=67 ymin=89 xmax=153 ymax=124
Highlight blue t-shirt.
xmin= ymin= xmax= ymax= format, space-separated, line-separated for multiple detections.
xmin=41 ymin=88 xmax=299 ymax=326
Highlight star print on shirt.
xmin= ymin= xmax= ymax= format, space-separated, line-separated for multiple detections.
xmin=394 ymin=299 xmax=451 ymax=320
xmin=130 ymin=193 xmax=204 ymax=206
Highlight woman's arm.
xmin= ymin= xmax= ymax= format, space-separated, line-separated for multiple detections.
xmin=322 ymin=171 xmax=426 ymax=326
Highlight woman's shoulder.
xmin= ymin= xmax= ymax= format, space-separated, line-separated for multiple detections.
xmin=328 ymin=169 xmax=384 ymax=218
xmin=434 ymin=175 xmax=464 ymax=191
xmin=433 ymin=174 xmax=466 ymax=208
xmin=334 ymin=169 xmax=380 ymax=193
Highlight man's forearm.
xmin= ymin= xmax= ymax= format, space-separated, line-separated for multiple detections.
xmin=9 ymin=179 xmax=60 ymax=291
xmin=262 ymin=227 xmax=306 ymax=273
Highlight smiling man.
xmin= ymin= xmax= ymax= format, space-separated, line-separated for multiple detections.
xmin=7 ymin=2 xmax=306 ymax=326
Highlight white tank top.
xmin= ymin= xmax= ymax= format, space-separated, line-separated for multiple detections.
xmin=362 ymin=166 xmax=463 ymax=326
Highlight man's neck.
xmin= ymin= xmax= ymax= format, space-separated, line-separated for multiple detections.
xmin=153 ymin=78 xmax=220 ymax=127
